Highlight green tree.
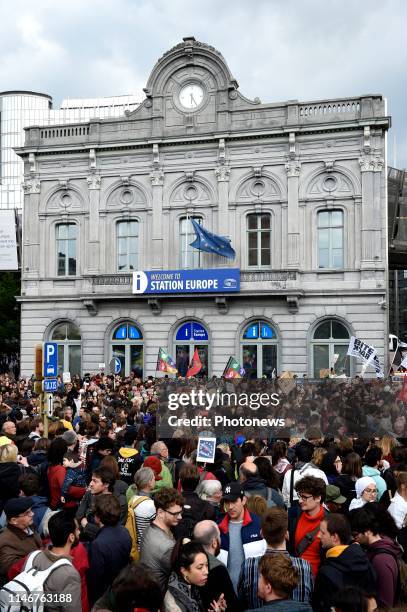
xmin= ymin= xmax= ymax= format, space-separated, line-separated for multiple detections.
xmin=0 ymin=271 xmax=20 ymax=358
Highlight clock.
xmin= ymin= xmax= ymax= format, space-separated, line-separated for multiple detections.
xmin=179 ymin=83 xmax=204 ymax=110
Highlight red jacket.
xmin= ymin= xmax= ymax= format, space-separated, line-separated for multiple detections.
xmin=48 ymin=465 xmax=86 ymax=510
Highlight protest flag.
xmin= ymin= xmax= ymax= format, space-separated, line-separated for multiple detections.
xmin=397 ymin=375 xmax=407 ymax=403
xmin=223 ymin=356 xmax=245 ymax=379
xmin=186 ymin=347 xmax=202 ymax=378
xmin=156 ymin=347 xmax=177 ymax=374
xmin=347 ymin=336 xmax=383 ymax=377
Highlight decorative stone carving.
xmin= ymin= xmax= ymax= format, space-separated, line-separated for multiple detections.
xmin=324 ymin=161 xmax=335 ymax=173
xmin=215 ymin=165 xmax=230 ymax=182
xmin=89 ymin=149 xmax=97 ymax=171
xmin=285 ymin=161 xmax=301 ymax=178
xmin=288 ymin=133 xmax=296 ymax=160
xmin=253 ymin=166 xmax=263 ymax=178
xmin=22 ymin=179 xmax=41 ymax=194
xmin=237 ymin=176 xmax=279 ymax=200
xmin=359 ymin=154 xmax=384 ymax=172
xmin=150 ymin=169 xmax=164 ymax=186
xmin=184 ymin=171 xmax=195 ymax=182
xmin=363 ymin=126 xmax=371 ymax=153
xmin=219 ymin=138 xmax=226 ymax=165
xmin=107 ymin=184 xmax=146 ymax=208
xmin=58 ymin=179 xmax=69 ymax=190
xmin=121 ymin=176 xmax=130 ymax=186
xmin=152 ymin=143 xmax=160 ymax=170
xmin=148 ymin=298 xmax=162 ymax=315
xmin=171 ymin=180 xmax=211 ymax=204
xmin=308 ymin=172 xmax=352 ymax=196
xmin=83 ymin=299 xmax=98 ymax=316
xmin=29 ymin=153 xmax=37 ymax=174
xmin=286 ymin=296 xmax=299 ymax=314
xmin=215 ymin=297 xmax=228 ymax=314
xmin=86 ymin=174 xmax=101 ymax=190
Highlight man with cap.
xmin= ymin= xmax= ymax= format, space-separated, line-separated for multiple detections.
xmin=313 ymin=513 xmax=376 ymax=612
xmin=325 ymin=485 xmax=347 ymax=513
xmin=0 ymin=497 xmax=41 ymax=578
xmin=217 ymin=482 xmax=266 ymax=591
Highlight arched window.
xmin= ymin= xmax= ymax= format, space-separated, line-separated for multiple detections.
xmin=311 ymin=319 xmax=350 ymax=377
xmin=51 ymin=321 xmax=81 ymax=376
xmin=110 ymin=322 xmax=143 ymax=378
xmin=174 ymin=320 xmax=209 ymax=377
xmin=241 ymin=320 xmax=278 ymax=378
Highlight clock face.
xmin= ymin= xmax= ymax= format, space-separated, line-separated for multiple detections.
xmin=179 ymin=83 xmax=204 ymax=110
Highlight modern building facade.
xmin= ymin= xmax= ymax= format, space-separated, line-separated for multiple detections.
xmin=17 ymin=37 xmax=390 ymax=378
xmin=388 ymin=165 xmax=407 ymax=341
xmin=0 ymin=91 xmax=139 ymax=210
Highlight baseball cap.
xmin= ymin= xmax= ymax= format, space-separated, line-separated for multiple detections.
xmin=325 ymin=485 xmax=346 ymax=505
xmin=4 ymin=497 xmax=33 ymax=520
xmin=222 ymin=482 xmax=245 ymax=501
xmin=143 ymin=456 xmax=163 ymax=480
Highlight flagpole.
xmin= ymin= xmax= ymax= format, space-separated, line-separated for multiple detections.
xmin=388 ymin=338 xmax=399 ymax=376
xmin=185 ymin=209 xmax=189 ymax=269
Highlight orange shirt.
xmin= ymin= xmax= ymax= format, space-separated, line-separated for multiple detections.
xmin=294 ymin=506 xmax=325 ymax=576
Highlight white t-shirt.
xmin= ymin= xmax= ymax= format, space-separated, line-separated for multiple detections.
xmin=282 ymin=463 xmax=328 ymax=506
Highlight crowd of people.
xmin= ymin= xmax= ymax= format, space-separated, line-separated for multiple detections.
xmin=0 ymin=371 xmax=406 ymax=611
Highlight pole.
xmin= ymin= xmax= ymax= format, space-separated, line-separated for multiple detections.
xmin=185 ymin=210 xmax=189 ymax=268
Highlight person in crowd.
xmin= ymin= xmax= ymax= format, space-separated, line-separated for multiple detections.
xmin=282 ymin=442 xmax=328 ymax=509
xmin=1 ymin=420 xmax=17 ymax=440
xmin=18 ymin=472 xmax=51 ymax=537
xmin=28 ymin=416 xmax=44 ymax=440
xmin=140 ymin=487 xmax=184 ymax=594
xmin=271 ymin=440 xmax=292 ymax=486
xmin=324 ymin=484 xmax=347 ymax=513
xmin=349 ymin=476 xmax=377 ymax=510
xmin=291 ymin=476 xmax=327 ymax=576
xmin=238 ymin=507 xmax=313 ymax=609
xmin=116 ymin=428 xmax=142 ymax=485
xmin=254 ymin=456 xmax=285 ymax=507
xmin=21 ymin=510 xmax=82 ymax=611
xmin=350 ymin=503 xmax=401 ymax=609
xmin=92 ymin=562 xmax=161 ymax=612
xmin=99 ymin=454 xmax=129 ymax=519
xmin=388 ymin=470 xmax=407 ymax=529
xmin=335 ymin=452 xmax=363 ymax=511
xmin=163 ymin=540 xmax=226 ymax=612
xmin=149 ymin=440 xmax=174 ymax=488
xmin=196 ymin=478 xmax=223 ymax=521
xmin=218 ymin=482 xmax=266 ymax=591
xmin=174 ymin=464 xmax=215 ymax=538
xmin=313 ymin=513 xmax=377 ymax=611
xmin=47 ymin=437 xmax=86 ymax=510
xmin=331 ymin=586 xmax=376 ymax=612
xmin=0 ymin=497 xmax=41 ymax=578
xmin=127 ymin=467 xmax=157 ymax=550
xmin=362 ymin=446 xmax=387 ymax=500
xmin=0 ymin=442 xmax=21 ymax=516
xmin=247 ymin=553 xmax=313 ymax=612
xmin=143 ymin=454 xmax=166 ymax=488
xmin=320 ymin=450 xmax=342 ymax=484
xmin=87 ymin=494 xmax=132 ymax=606
xmin=193 ymin=520 xmax=241 ymax=611
xmin=76 ymin=466 xmax=119 ymax=540
xmin=60 ymin=448 xmax=87 ymax=505
xmin=126 ymin=464 xmax=157 ymax=502
xmin=86 ymin=436 xmax=115 ymax=476
xmin=246 ymin=494 xmax=268 ymax=517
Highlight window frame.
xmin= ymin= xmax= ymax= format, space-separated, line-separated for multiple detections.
xmin=179 ymin=216 xmax=203 ymax=269
xmin=317 ymin=209 xmax=344 ymax=270
xmin=310 ymin=319 xmax=352 ymax=378
xmin=116 ymin=219 xmax=139 ymax=272
xmin=246 ymin=213 xmax=272 ymax=269
xmin=56 ymin=222 xmax=77 ymax=277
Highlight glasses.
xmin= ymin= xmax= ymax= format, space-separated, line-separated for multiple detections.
xmin=298 ymin=493 xmax=314 ymax=501
xmin=17 ymin=509 xmax=33 ymax=518
xmin=364 ymin=488 xmax=377 ymax=494
xmin=164 ymin=509 xmax=183 ymax=517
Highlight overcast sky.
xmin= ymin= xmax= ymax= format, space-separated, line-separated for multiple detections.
xmin=1 ymin=0 xmax=405 ymax=167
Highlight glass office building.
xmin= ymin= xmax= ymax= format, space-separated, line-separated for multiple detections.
xmin=0 ymin=91 xmax=139 ymax=210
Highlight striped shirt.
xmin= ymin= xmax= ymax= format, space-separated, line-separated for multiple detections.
xmin=238 ymin=549 xmax=313 ymax=609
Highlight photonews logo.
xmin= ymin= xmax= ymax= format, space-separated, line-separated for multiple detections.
xmin=132 ymin=271 xmax=148 ymax=294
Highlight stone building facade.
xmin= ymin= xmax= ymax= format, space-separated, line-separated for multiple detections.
xmin=17 ymin=37 xmax=390 ymax=378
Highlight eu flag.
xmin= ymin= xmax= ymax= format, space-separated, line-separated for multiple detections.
xmin=190 ymin=218 xmax=236 ymax=260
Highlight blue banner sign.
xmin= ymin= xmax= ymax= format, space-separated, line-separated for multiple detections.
xmin=132 ymin=269 xmax=240 ymax=295
xmin=176 ymin=322 xmax=209 ymax=341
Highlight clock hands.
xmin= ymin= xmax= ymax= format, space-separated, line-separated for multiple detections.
xmin=190 ymin=92 xmax=197 ymax=107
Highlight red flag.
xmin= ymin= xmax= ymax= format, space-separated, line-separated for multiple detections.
xmin=186 ymin=348 xmax=202 ymax=378
xmin=397 ymin=375 xmax=407 ymax=404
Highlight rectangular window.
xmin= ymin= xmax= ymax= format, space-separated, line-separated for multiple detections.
xmin=56 ymin=223 xmax=77 ymax=276
xmin=117 ymin=220 xmax=139 ymax=271
xmin=247 ymin=213 xmax=271 ymax=268
xmin=318 ymin=210 xmax=343 ymax=269
xmin=180 ymin=217 xmax=202 ymax=269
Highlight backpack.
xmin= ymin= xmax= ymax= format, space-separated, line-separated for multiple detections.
xmin=125 ymin=495 xmax=150 ymax=561
xmin=0 ymin=550 xmax=71 ymax=612
xmin=369 ymin=545 xmax=407 ymax=604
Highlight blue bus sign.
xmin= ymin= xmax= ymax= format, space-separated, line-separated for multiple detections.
xmin=43 ymin=378 xmax=58 ymax=393
xmin=43 ymin=342 xmax=58 ymax=377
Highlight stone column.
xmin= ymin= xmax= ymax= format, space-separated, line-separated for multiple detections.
xmin=86 ymin=174 xmax=101 ymax=274
xmin=22 ymin=178 xmax=41 ymax=278
xmin=359 ymin=153 xmax=384 ymax=285
xmin=285 ymin=160 xmax=301 ymax=269
xmin=150 ymin=159 xmax=164 ymax=269
xmin=215 ymin=164 xmax=230 ymax=237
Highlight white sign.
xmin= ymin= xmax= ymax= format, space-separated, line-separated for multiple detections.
xmin=347 ymin=336 xmax=383 ymax=377
xmin=0 ymin=210 xmax=18 ymax=270
xmin=197 ymin=437 xmax=217 ymax=464
xmin=98 ymin=363 xmax=105 ymax=369
xmin=47 ymin=394 xmax=54 ymax=417
xmin=62 ymin=372 xmax=71 ymax=383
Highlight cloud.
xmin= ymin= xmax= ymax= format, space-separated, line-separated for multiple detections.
xmin=0 ymin=0 xmax=405 ymax=165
